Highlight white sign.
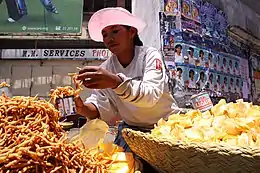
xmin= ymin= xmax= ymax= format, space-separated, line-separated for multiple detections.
xmin=1 ymin=49 xmax=112 ymax=60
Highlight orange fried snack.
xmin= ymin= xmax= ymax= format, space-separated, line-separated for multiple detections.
xmin=0 ymin=95 xmax=134 ymax=173
xmin=49 ymin=72 xmax=83 ymax=103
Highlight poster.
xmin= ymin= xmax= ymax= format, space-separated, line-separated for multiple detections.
xmin=182 ymin=66 xmax=199 ymax=89
xmin=213 ymin=9 xmax=228 ymax=42
xmin=200 ymin=1 xmax=216 ymax=37
xmin=191 ymin=0 xmax=201 ymax=23
xmin=182 ymin=44 xmax=196 ymax=65
xmin=1 ymin=49 xmax=112 ymax=60
xmin=250 ymin=55 xmax=260 ymax=104
xmin=0 ymin=0 xmax=83 ymax=34
xmin=163 ymin=0 xmax=179 ymax=15
xmin=159 ymin=12 xmax=181 ymax=54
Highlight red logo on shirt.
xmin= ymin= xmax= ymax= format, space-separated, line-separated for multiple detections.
xmin=156 ymin=59 xmax=162 ymax=71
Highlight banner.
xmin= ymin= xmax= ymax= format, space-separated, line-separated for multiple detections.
xmin=1 ymin=49 xmax=112 ymax=60
xmin=0 ymin=0 xmax=83 ymax=34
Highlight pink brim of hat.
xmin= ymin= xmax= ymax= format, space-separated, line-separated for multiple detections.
xmin=88 ymin=7 xmax=147 ymax=42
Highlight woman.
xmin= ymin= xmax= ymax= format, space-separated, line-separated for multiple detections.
xmin=74 ymin=7 xmax=178 ymax=157
xmin=186 ymin=69 xmax=196 ymax=89
xmin=174 ymin=44 xmax=183 ymax=63
xmin=196 ymin=71 xmax=205 ymax=89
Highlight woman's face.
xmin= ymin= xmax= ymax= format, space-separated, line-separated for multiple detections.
xmin=176 ymin=47 xmax=182 ymax=54
xmin=190 ymin=72 xmax=194 ymax=79
xmin=102 ymin=25 xmax=136 ymax=55
xmin=209 ymin=55 xmax=212 ymax=61
xmin=200 ymin=74 xmax=204 ymax=81
xmin=200 ymin=52 xmax=204 ymax=58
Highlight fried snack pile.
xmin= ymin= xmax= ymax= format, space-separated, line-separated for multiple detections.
xmin=49 ymin=73 xmax=83 ymax=103
xmin=0 ymin=95 xmax=134 ymax=173
xmin=151 ymin=99 xmax=260 ymax=147
xmin=0 ymin=82 xmax=10 ymax=88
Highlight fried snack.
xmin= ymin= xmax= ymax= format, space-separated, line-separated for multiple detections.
xmin=50 ymin=72 xmax=83 ymax=103
xmin=0 ymin=95 xmax=131 ymax=173
xmin=152 ymin=99 xmax=260 ymax=147
xmin=0 ymin=82 xmax=10 ymax=88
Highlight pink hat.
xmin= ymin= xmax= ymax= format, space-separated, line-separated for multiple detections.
xmin=88 ymin=7 xmax=147 ymax=42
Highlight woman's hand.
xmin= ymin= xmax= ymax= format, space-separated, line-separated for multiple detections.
xmin=50 ymin=89 xmax=85 ymax=115
xmin=77 ymin=66 xmax=122 ymax=89
xmin=50 ymin=89 xmax=99 ymax=119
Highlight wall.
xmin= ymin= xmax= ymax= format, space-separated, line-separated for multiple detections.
xmin=132 ymin=0 xmax=161 ymax=50
xmin=0 ymin=60 xmax=103 ymax=99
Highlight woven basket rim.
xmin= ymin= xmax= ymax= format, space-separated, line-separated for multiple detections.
xmin=122 ymin=128 xmax=260 ymax=155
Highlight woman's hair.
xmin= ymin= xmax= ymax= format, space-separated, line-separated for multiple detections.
xmin=175 ymin=44 xmax=182 ymax=50
xmin=123 ymin=25 xmax=143 ymax=46
xmin=177 ymin=68 xmax=183 ymax=73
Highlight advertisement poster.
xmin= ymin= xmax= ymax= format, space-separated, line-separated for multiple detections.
xmin=0 ymin=0 xmax=83 ymax=34
xmin=200 ymin=1 xmax=216 ymax=37
xmin=239 ymin=58 xmax=249 ymax=80
xmin=163 ymin=0 xmax=179 ymax=15
xmin=191 ymin=0 xmax=201 ymax=23
xmin=213 ymin=9 xmax=228 ymax=42
xmin=1 ymin=49 xmax=112 ymax=60
xmin=250 ymin=55 xmax=260 ymax=104
xmin=180 ymin=0 xmax=201 ymax=34
xmin=182 ymin=66 xmax=200 ymax=89
xmin=159 ymin=12 xmax=181 ymax=54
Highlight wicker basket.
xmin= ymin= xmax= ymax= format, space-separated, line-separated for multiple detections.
xmin=122 ymin=128 xmax=260 ymax=173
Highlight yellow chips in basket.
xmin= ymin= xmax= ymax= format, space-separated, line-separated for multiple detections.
xmin=151 ymin=99 xmax=260 ymax=147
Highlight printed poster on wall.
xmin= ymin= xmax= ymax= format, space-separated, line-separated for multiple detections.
xmin=0 ymin=0 xmax=83 ymax=34
xmin=163 ymin=0 xmax=179 ymax=15
xmin=251 ymin=55 xmax=260 ymax=104
xmin=159 ymin=12 xmax=181 ymax=55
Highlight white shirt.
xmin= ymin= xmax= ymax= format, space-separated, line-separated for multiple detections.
xmin=229 ymin=85 xmax=235 ymax=93
xmin=188 ymin=79 xmax=196 ymax=89
xmin=200 ymin=59 xmax=205 ymax=67
xmin=215 ymin=83 xmax=221 ymax=92
xmin=85 ymin=46 xmax=178 ymax=127
xmin=222 ymin=84 xmax=228 ymax=92
xmin=175 ymin=53 xmax=183 ymax=63
xmin=198 ymin=80 xmax=206 ymax=89
xmin=188 ymin=55 xmax=196 ymax=65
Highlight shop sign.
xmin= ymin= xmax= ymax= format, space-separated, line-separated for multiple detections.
xmin=0 ymin=49 xmax=112 ymax=60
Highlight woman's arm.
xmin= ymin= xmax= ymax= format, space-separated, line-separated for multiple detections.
xmin=84 ymin=89 xmax=118 ymax=123
xmin=113 ymin=47 xmax=168 ymax=108
xmin=74 ymin=96 xmax=100 ymax=119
